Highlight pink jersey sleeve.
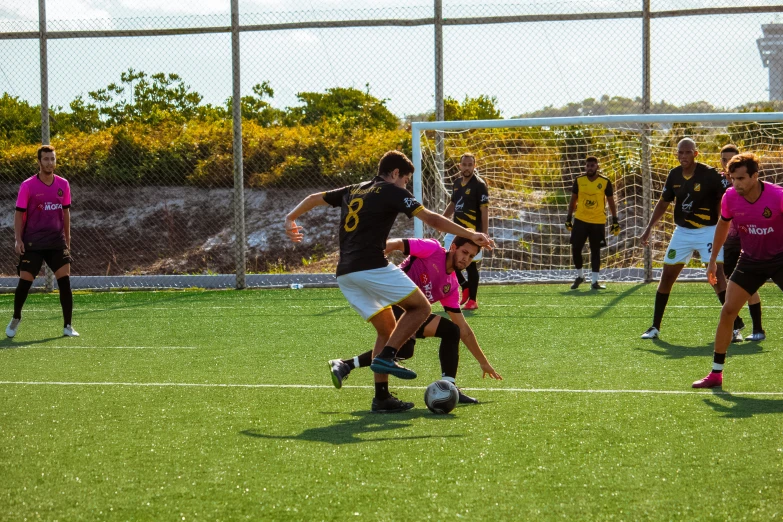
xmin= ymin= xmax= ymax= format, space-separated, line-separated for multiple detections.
xmin=62 ymin=179 xmax=71 ymax=206
xmin=15 ymin=181 xmax=29 ymax=210
xmin=440 ymin=273 xmax=461 ymax=309
xmin=408 ymin=238 xmax=442 ymax=258
xmin=720 ymin=190 xmax=734 ymax=220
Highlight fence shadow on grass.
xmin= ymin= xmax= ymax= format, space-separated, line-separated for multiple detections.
xmin=703 ymin=390 xmax=783 ymax=419
xmin=637 ymin=339 xmax=764 ymax=360
xmin=240 ymin=409 xmax=461 ymax=445
xmin=0 ymin=336 xmax=64 ymax=349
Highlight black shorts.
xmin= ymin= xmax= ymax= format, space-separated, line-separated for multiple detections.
xmin=18 ymin=248 xmax=73 ymax=277
xmin=570 ymin=218 xmax=606 ymax=249
xmin=729 ymin=253 xmax=783 ymax=296
xmin=723 ymin=238 xmax=741 ymax=278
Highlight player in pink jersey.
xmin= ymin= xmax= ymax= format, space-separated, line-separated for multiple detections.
xmin=328 ymin=236 xmax=502 ymax=403
xmin=6 ymin=145 xmax=79 ymax=339
xmin=694 ymin=153 xmax=783 ymax=388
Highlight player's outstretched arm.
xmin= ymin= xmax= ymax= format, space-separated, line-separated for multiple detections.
xmin=447 ymin=310 xmax=502 ymax=380
xmin=640 ymin=199 xmax=671 ymax=245
xmin=284 ymin=193 xmax=328 ymax=242
xmin=415 ymin=208 xmax=494 ymax=250
xmin=707 ymin=218 xmax=732 ymax=285
xmin=384 ymin=238 xmax=404 ymax=255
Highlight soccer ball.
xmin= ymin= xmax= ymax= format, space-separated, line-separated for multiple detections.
xmin=424 ymin=380 xmax=459 ymax=414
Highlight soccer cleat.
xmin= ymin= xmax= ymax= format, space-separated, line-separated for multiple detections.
xmin=5 ymin=318 xmax=20 ymax=338
xmin=457 ymin=389 xmax=479 ymax=404
xmin=570 ymin=276 xmax=585 ymax=290
xmin=745 ymin=330 xmax=766 ymax=342
xmin=369 ymin=356 xmax=417 ymax=379
xmin=640 ymin=326 xmax=659 ymax=339
xmin=371 ymin=393 xmax=414 ymax=413
xmin=463 ymin=300 xmax=478 ymax=311
xmin=692 ymin=371 xmax=723 ymax=389
xmin=731 ymin=329 xmax=744 ymax=343
xmin=591 ymin=282 xmax=606 ymax=290
xmin=328 ymin=359 xmax=351 ymax=389
xmin=460 ymin=287 xmax=470 ymax=306
xmin=63 ymin=324 xmax=80 ymax=337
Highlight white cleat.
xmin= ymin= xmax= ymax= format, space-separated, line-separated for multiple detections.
xmin=6 ymin=318 xmax=20 ymax=338
xmin=745 ymin=330 xmax=766 ymax=342
xmin=641 ymin=326 xmax=659 ymax=339
xmin=63 ymin=324 xmax=80 ymax=337
xmin=731 ymin=329 xmax=744 ymax=343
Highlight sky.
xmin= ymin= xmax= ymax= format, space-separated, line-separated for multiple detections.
xmin=1 ymin=1 xmax=782 ymax=118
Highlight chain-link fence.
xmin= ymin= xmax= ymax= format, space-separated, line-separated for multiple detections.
xmin=1 ymin=1 xmax=782 ymax=289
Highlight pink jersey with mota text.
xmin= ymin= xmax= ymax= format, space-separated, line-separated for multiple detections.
xmin=398 ymin=238 xmax=461 ymax=309
xmin=16 ymin=174 xmax=71 ymax=250
xmin=721 ymin=182 xmax=783 ymax=262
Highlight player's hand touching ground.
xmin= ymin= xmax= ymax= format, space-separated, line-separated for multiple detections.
xmin=481 ymin=363 xmax=502 ymax=380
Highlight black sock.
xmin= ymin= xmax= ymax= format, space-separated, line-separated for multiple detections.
xmin=378 ymin=345 xmax=397 ymax=360
xmin=653 ymin=291 xmax=670 ymax=330
xmin=749 ymin=302 xmax=763 ymax=332
xmin=13 ymin=279 xmax=33 ymax=320
xmin=396 ymin=338 xmax=416 ymax=360
xmin=436 ymin=319 xmax=460 ymax=379
xmin=712 ymin=352 xmax=726 ymax=373
xmin=733 ymin=315 xmax=744 ymax=330
xmin=467 ymin=262 xmax=479 ymax=300
xmin=345 ymin=351 xmax=373 ymax=369
xmin=57 ymin=276 xmax=73 ymax=327
xmin=456 ymin=269 xmax=467 ymax=288
xmin=717 ymin=290 xmax=726 ymax=305
xmin=374 ymin=381 xmax=390 ymax=400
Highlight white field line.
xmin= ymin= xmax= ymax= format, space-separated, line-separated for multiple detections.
xmin=0 ymin=380 xmax=782 ymax=396
xmin=7 ymin=346 xmax=197 ymax=350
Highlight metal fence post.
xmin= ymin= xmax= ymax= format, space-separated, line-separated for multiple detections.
xmin=641 ymin=0 xmax=653 ymax=283
xmin=39 ymin=0 xmax=54 ymax=291
xmin=231 ymin=0 xmax=246 ymax=289
xmin=434 ymin=0 xmax=445 ymax=219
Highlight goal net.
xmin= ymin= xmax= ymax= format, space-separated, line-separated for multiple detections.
xmin=412 ymin=113 xmax=783 ymax=283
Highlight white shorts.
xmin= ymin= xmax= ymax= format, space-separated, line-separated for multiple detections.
xmin=443 ymin=233 xmax=483 ymax=262
xmin=664 ymin=225 xmax=724 ymax=265
xmin=337 ymin=263 xmax=419 ymax=321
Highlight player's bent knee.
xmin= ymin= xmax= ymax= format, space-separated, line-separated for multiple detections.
xmin=435 ymin=318 xmax=460 ymax=343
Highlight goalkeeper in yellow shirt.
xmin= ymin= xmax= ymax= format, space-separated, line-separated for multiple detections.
xmin=565 ymin=156 xmax=619 ymax=290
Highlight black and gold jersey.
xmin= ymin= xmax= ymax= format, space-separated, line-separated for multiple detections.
xmin=323 ymin=176 xmax=423 ymax=276
xmin=572 ymin=174 xmax=614 ymax=224
xmin=661 ymin=162 xmax=726 ymax=229
xmin=450 ymin=174 xmax=489 ymax=231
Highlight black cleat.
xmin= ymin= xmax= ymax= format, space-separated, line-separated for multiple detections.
xmin=328 ymin=359 xmax=351 ymax=389
xmin=457 ymin=389 xmax=479 ymax=404
xmin=570 ymin=276 xmax=585 ymax=290
xmin=591 ymin=282 xmax=606 ymax=290
xmin=371 ymin=394 xmax=414 ymax=413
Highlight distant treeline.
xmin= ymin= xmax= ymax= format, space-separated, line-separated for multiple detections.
xmin=2 ymin=69 xmax=782 ymax=187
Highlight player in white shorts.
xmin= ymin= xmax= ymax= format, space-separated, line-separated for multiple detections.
xmin=285 ymin=150 xmax=491 ymax=413
xmin=639 ymin=138 xmax=730 ymax=339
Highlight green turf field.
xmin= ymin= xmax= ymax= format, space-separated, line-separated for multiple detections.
xmin=2 ymin=284 xmax=782 ymax=520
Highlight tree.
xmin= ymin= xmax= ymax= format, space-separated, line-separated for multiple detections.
xmin=284 ymin=85 xmax=398 ymax=130
xmin=443 ymin=94 xmax=502 ymax=121
xmin=0 ymin=94 xmax=42 ymax=144
xmin=223 ymin=81 xmax=284 ymax=127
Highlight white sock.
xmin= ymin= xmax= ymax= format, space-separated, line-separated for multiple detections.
xmin=712 ymin=363 xmax=724 ymax=371
xmin=591 ymin=272 xmax=599 ymax=284
xmin=576 ymin=268 xmax=583 ymax=278
xmin=353 ymin=356 xmax=361 ymax=368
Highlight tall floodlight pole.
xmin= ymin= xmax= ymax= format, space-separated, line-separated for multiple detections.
xmin=231 ymin=0 xmax=247 ymax=289
xmin=641 ymin=0 xmax=653 ymax=283
xmin=39 ymin=0 xmax=54 ymax=291
xmin=758 ymin=24 xmax=783 ymax=100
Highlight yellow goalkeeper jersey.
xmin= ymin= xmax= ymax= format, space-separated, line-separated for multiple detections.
xmin=572 ymin=174 xmax=614 ymax=224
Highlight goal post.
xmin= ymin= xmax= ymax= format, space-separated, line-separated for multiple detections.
xmin=412 ymin=112 xmax=783 ymax=284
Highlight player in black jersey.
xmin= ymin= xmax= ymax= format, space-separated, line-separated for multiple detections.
xmin=719 ymin=144 xmax=765 ymax=342
xmin=285 ymin=150 xmax=492 ymax=413
xmin=639 ymin=138 xmax=729 ymax=339
xmin=442 ymin=153 xmax=490 ymax=310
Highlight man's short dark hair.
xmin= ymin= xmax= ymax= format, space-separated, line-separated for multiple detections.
xmin=37 ymin=145 xmax=55 ymax=161
xmin=720 ymin=144 xmax=740 ymax=156
xmin=378 ymin=150 xmax=414 ymax=177
xmin=585 ymin=156 xmax=599 ymax=164
xmin=727 ymin=152 xmax=759 ymax=175
xmin=452 ymin=236 xmax=480 ymax=251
